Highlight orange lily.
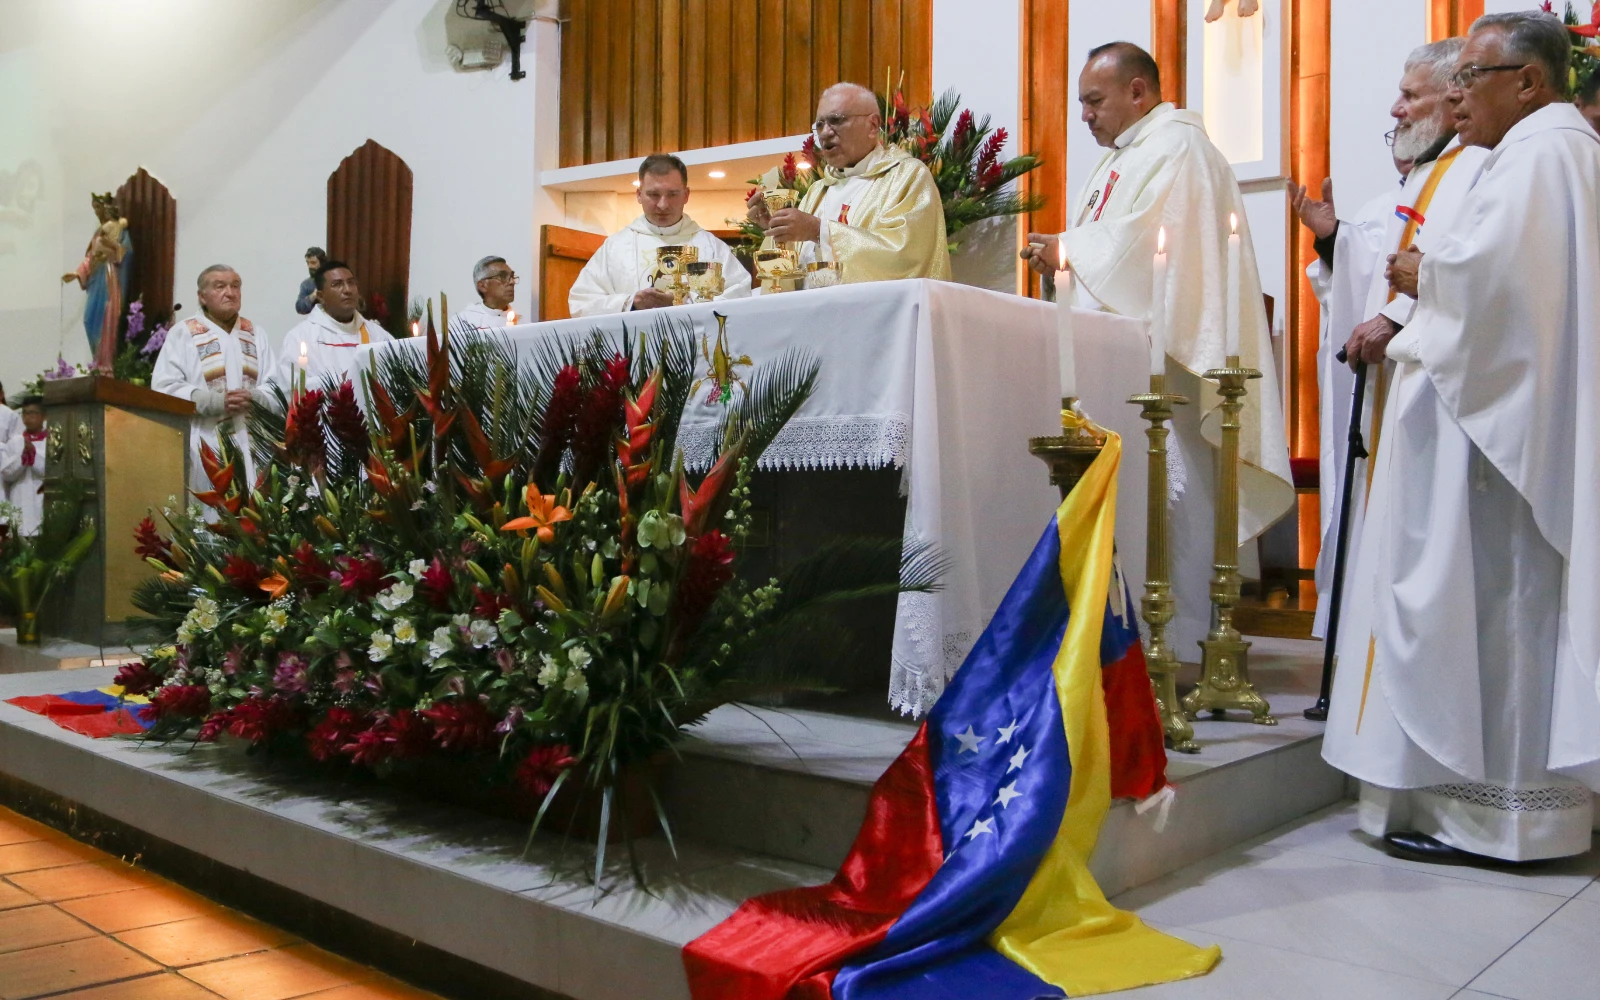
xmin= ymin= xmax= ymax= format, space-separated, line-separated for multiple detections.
xmin=500 ymin=487 xmax=572 ymax=543
xmin=259 ymin=573 xmax=290 ymax=600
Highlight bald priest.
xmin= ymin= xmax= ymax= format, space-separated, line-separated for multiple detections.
xmin=746 ymin=82 xmax=951 ymax=283
xmin=568 ymin=154 xmax=752 ymax=318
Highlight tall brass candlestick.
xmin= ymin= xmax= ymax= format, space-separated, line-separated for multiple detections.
xmin=1183 ymin=356 xmax=1275 ymax=725
xmin=1029 ymin=397 xmax=1106 ymax=499
xmin=1129 ymin=374 xmax=1199 ymax=753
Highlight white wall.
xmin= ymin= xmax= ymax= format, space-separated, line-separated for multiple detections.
xmin=0 ymin=0 xmax=541 ymax=392
xmin=1329 ymin=0 xmax=1426 ymax=216
xmin=1065 ymin=0 xmax=1153 ymax=204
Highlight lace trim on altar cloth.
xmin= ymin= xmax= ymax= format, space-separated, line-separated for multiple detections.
xmin=889 ymin=591 xmax=985 ymax=718
xmin=676 ymin=413 xmax=911 ymax=472
xmin=1420 ymin=783 xmax=1593 ymax=813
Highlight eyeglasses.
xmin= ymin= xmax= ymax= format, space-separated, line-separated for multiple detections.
xmin=811 ymin=113 xmax=872 ymax=135
xmin=485 ymin=271 xmax=518 ymax=283
xmin=1450 ymin=64 xmax=1528 ymax=90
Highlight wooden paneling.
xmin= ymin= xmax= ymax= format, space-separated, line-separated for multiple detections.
xmin=1428 ymin=0 xmax=1483 ymax=41
xmin=1151 ymin=0 xmax=1188 ymax=108
xmin=114 ymin=168 xmax=176 ymax=324
xmin=1020 ymin=0 xmax=1070 ymax=298
xmin=326 ymin=140 xmax=412 ymax=337
xmin=559 ymin=0 xmax=933 ymax=166
xmin=538 ymin=224 xmax=607 ymax=322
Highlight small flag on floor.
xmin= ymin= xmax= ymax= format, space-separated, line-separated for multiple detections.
xmin=684 ymin=430 xmax=1219 ymax=999
xmin=7 ymin=686 xmax=152 ymax=739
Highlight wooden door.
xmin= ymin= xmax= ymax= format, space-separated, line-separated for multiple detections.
xmin=115 ymin=168 xmax=177 ymax=324
xmin=327 ymin=140 xmax=413 ymax=336
xmin=538 ymin=224 xmax=606 ymax=321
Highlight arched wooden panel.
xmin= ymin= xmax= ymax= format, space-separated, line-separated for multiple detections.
xmin=1152 ymin=0 xmax=1188 ymax=108
xmin=115 ymin=168 xmax=177 ymax=324
xmin=327 ymin=140 xmax=413 ymax=336
xmin=1020 ymin=0 xmax=1069 ymax=299
xmin=1428 ymin=0 xmax=1483 ymax=41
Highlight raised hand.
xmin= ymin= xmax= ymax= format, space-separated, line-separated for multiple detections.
xmin=1288 ymin=178 xmax=1337 ymax=240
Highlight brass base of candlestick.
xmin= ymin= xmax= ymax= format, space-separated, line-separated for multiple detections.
xmin=1029 ymin=397 xmax=1107 ymax=499
xmin=1129 ymin=378 xmax=1199 ymax=754
xmin=1183 ymin=360 xmax=1275 ymax=726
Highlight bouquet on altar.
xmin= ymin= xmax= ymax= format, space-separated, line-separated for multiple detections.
xmin=1549 ymin=1 xmax=1600 ymax=94
xmin=0 ymin=485 xmax=97 ymax=644
xmin=119 ymin=309 xmax=938 ymax=879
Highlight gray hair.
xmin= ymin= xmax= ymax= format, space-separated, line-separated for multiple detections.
xmin=1404 ymin=37 xmax=1465 ymax=89
xmin=1471 ymin=10 xmax=1572 ymax=98
xmin=819 ymin=82 xmax=878 ymax=113
xmin=196 ymin=264 xmax=237 ymax=289
xmin=472 ymin=255 xmax=507 ymax=283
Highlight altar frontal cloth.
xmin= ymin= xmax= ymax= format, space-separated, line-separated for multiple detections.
xmin=683 ymin=434 xmax=1217 ymax=998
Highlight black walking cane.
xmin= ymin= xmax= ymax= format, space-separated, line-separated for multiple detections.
xmin=1304 ymin=348 xmax=1367 ymax=722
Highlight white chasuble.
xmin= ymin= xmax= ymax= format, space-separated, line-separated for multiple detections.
xmin=1057 ymin=102 xmax=1293 ymax=653
xmin=1322 ymin=103 xmax=1600 ymax=860
xmin=153 ymin=312 xmax=272 ymax=494
xmin=272 ymin=306 xmax=394 ymax=396
xmin=567 ymin=215 xmax=752 ymax=317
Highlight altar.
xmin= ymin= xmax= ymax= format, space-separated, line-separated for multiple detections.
xmin=365 ymin=279 xmax=1154 ymax=715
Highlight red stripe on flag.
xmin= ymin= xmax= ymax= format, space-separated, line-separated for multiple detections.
xmin=1102 ymin=641 xmax=1168 ymax=801
xmin=5 ymin=695 xmax=148 ymax=738
xmin=684 ymin=725 xmax=943 ymax=1000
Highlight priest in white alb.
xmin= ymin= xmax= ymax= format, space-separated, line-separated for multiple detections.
xmin=1024 ymin=42 xmax=1292 ymax=654
xmin=453 ymin=256 xmax=517 ymax=332
xmin=568 ymin=154 xmax=751 ymax=317
xmin=1322 ymin=11 xmax=1600 ymax=863
xmin=0 ymin=397 xmax=48 ymax=535
xmin=153 ymin=265 xmax=274 ymax=493
xmin=271 ymin=260 xmax=394 ymax=392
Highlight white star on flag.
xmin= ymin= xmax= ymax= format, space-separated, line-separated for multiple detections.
xmin=965 ymin=817 xmax=995 ymax=840
xmin=954 ymin=725 xmax=985 ymax=754
xmin=995 ymin=718 xmax=1020 ymax=745
xmin=1007 ymin=745 xmax=1031 ymax=773
xmin=995 ymin=781 xmax=1022 ymax=808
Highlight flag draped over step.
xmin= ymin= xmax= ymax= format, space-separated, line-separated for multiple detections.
xmin=683 ymin=431 xmax=1219 ymax=999
xmin=6 ymin=686 xmax=152 ymax=739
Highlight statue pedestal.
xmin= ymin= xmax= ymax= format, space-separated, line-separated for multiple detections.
xmin=39 ymin=376 xmax=193 ymax=647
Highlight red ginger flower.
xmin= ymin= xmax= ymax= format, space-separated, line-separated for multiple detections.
xmin=113 ymin=660 xmax=160 ymax=696
xmin=516 ymin=744 xmax=578 ymax=799
xmin=291 ymin=541 xmax=331 ymax=593
xmin=570 ymin=354 xmax=630 ymax=488
xmin=345 ymin=708 xmax=434 ymax=766
xmin=134 ymin=517 xmax=173 ymax=566
xmin=472 ymin=586 xmax=515 ymax=621
xmin=422 ymin=699 xmax=495 ymax=753
xmin=334 ymin=552 xmax=388 ymax=598
xmin=204 ymin=695 xmax=298 ymax=745
xmin=418 ymin=556 xmax=454 ymax=608
xmin=951 ymin=108 xmax=975 ymax=150
xmin=307 ymin=707 xmax=363 ymax=762
xmin=671 ymin=530 xmax=737 ymax=645
xmin=533 ymin=364 xmax=583 ymax=485
xmin=800 ymin=134 xmax=817 ymax=163
xmin=283 ymin=388 xmax=328 ymax=473
xmin=975 ymin=128 xmax=1008 ymax=190
xmin=780 ymin=152 xmax=797 ymax=186
xmin=141 ymin=684 xmax=211 ymax=722
xmin=326 ymin=380 xmax=369 ymax=463
xmin=222 ymin=553 xmax=266 ymax=593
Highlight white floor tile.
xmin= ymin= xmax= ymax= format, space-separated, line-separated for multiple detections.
xmin=1265 ymin=803 xmax=1600 ymax=898
xmin=1575 ymin=878 xmax=1600 ymax=904
xmin=1112 ymin=926 xmax=1456 ymax=999
xmin=1467 ymin=897 xmax=1600 ymax=1000
xmin=1117 ymin=845 xmax=1565 ymax=987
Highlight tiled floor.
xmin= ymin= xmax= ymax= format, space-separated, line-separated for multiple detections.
xmin=1109 ymin=802 xmax=1600 ymax=1000
xmin=0 ymin=806 xmax=440 ymax=1000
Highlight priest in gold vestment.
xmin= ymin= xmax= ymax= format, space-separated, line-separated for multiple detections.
xmin=746 ymin=83 xmax=950 ymax=283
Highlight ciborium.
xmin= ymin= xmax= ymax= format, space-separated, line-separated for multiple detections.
xmin=804 ymin=260 xmax=842 ymax=290
xmin=685 ymin=260 xmax=725 ymax=303
xmin=653 ymin=245 xmax=698 ymax=304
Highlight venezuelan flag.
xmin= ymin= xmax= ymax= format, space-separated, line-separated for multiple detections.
xmin=7 ymin=686 xmax=153 ymax=739
xmin=684 ymin=429 xmax=1219 ymax=998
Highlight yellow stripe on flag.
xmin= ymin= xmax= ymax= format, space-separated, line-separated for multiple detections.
xmin=989 ymin=426 xmax=1220 ymax=994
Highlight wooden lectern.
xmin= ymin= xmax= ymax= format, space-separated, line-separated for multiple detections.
xmin=39 ymin=376 xmax=192 ymax=646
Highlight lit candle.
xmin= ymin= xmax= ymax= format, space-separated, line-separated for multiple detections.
xmin=1056 ymin=239 xmax=1076 ymax=399
xmin=1225 ymin=213 xmax=1241 ymax=360
xmin=507 ymin=309 xmax=516 ymax=326
xmin=297 ymin=342 xmax=308 ymax=395
xmin=1150 ymin=227 xmax=1168 ymax=377
xmin=411 ymin=320 xmax=419 ymax=338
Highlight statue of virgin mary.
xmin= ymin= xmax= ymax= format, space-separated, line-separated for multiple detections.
xmin=61 ymin=192 xmax=132 ymax=370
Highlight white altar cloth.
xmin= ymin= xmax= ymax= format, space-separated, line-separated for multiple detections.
xmin=362 ymin=279 xmax=1152 ymax=716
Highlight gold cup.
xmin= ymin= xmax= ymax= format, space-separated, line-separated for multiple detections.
xmin=763 ymin=189 xmax=801 ymax=252
xmin=654 ymin=245 xmax=699 ymax=303
xmin=685 ymin=260 xmax=725 ymax=302
xmin=753 ymin=248 xmax=797 ymax=294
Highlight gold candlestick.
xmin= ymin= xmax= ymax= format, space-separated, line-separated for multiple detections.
xmin=1129 ymin=375 xmax=1199 ymax=753
xmin=1029 ymin=397 xmax=1106 ymax=499
xmin=1183 ymin=356 xmax=1275 ymax=725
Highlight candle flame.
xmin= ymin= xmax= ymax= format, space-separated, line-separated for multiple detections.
xmin=1057 ymin=239 xmax=1068 ymax=270
xmin=1230 ymin=212 xmax=1238 ymax=234
xmin=796 ymin=160 xmax=811 ymax=171
xmin=411 ymin=320 xmax=419 ymax=337
xmin=298 ymin=343 xmax=307 ymax=362
xmin=507 ymin=310 xmax=516 ymax=325
xmin=1157 ymin=226 xmax=1166 ymax=254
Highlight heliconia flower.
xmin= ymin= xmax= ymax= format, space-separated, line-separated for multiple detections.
xmin=307 ymin=707 xmax=363 ymax=762
xmin=616 ymin=369 xmax=662 ymax=489
xmin=222 ymin=554 xmax=266 ymax=593
xmin=192 ymin=441 xmax=243 ymax=514
xmin=291 ymin=540 xmax=331 ymax=593
xmin=515 ymin=743 xmax=578 ymax=799
xmin=455 ymin=404 xmax=515 ymax=481
xmin=365 ymin=375 xmax=416 ymax=452
xmin=499 ymin=488 xmax=571 ymax=543
xmin=141 ymin=684 xmax=211 ymax=722
xmin=679 ymin=443 xmax=742 ymax=538
xmin=421 ymin=699 xmax=495 ymax=753
xmin=134 ymin=516 xmax=173 ymax=566
xmin=113 ymin=660 xmax=160 ymax=696
xmin=334 ymin=552 xmax=388 ymax=598
xmin=325 ymin=379 xmax=369 ymax=463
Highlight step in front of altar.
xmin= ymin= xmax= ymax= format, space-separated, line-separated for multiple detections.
xmin=0 ymin=637 xmax=1341 ymax=1000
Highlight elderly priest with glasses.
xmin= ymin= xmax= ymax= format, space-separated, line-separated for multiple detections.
xmin=455 ymin=256 xmax=518 ymax=331
xmin=568 ymin=154 xmax=752 ymax=317
xmin=745 ymin=82 xmax=951 ymax=283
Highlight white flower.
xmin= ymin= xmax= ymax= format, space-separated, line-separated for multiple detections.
xmin=179 ymin=597 xmax=221 ymax=642
xmin=537 ymin=653 xmax=562 ymax=687
xmin=451 ymin=613 xmax=470 ymax=629
xmin=408 ymin=559 xmax=427 ymax=578
xmin=467 ymin=619 xmax=497 ymax=648
xmin=392 ymin=618 xmax=417 ymax=644
xmin=376 ymin=581 xmax=413 ymax=611
xmin=368 ymin=630 xmax=394 ymax=662
xmin=287 ymin=475 xmax=301 ymax=489
xmin=264 ymin=607 xmax=288 ymax=633
xmin=562 ymin=670 xmax=589 ymax=698
xmin=567 ymin=646 xmax=592 ymax=671
xmin=426 ymin=626 xmax=453 ymax=663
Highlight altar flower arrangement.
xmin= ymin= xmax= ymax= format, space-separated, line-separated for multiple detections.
xmin=112 ymin=297 xmax=168 ymax=387
xmin=124 ymin=311 xmax=938 ymax=882
xmin=1549 ymin=1 xmax=1600 ymax=96
xmin=0 ymin=483 xmax=98 ymax=644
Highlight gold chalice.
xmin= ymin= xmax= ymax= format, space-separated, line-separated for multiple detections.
xmin=763 ymin=189 xmax=801 ymax=252
xmin=753 ymin=248 xmax=797 ymax=294
xmin=685 ymin=260 xmax=725 ymax=302
xmin=653 ymin=245 xmax=698 ymax=304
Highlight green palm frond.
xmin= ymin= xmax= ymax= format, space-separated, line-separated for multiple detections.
xmin=715 ymin=347 xmax=820 ymax=464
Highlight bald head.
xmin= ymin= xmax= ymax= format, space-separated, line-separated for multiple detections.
xmin=1080 ymin=42 xmax=1164 ymax=148
xmin=814 ymin=82 xmax=883 ymax=169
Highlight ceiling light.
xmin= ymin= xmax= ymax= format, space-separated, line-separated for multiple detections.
xmin=707 ymin=169 xmax=726 ymax=179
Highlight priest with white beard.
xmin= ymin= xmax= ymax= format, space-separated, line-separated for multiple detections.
xmin=1322 ymin=11 xmax=1600 ymax=863
xmin=568 ymin=154 xmax=751 ymax=317
xmin=271 ymin=260 xmax=394 ymax=392
xmin=1024 ymin=41 xmax=1293 ymax=655
xmin=1295 ymin=38 xmax=1480 ymax=638
xmin=153 ymin=265 xmax=275 ymax=493
xmin=453 ymin=256 xmax=517 ymax=332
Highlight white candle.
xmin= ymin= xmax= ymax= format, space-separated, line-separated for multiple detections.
xmin=1225 ymin=213 xmax=1241 ymax=359
xmin=411 ymin=320 xmax=419 ymax=338
xmin=1150 ymin=227 xmax=1168 ymax=377
xmin=1056 ymin=239 xmax=1076 ymax=399
xmin=297 ymin=342 xmax=308 ymax=395
xmin=507 ymin=309 xmax=517 ymax=326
